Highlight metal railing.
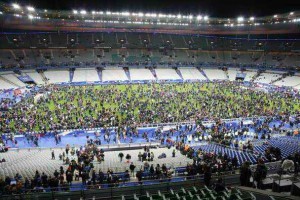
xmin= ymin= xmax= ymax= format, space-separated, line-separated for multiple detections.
xmin=0 ymin=173 xmax=241 ymax=200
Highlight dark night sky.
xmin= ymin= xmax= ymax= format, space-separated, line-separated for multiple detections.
xmin=4 ymin=0 xmax=300 ymax=18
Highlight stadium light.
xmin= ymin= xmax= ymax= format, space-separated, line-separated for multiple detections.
xmin=92 ymin=11 xmax=96 ymax=15
xmin=138 ymin=12 xmax=144 ymax=17
xmin=121 ymin=12 xmax=130 ymax=16
xmin=177 ymin=14 xmax=182 ymax=19
xmin=80 ymin=10 xmax=87 ymax=15
xmin=44 ymin=9 xmax=47 ymax=12
xmin=28 ymin=14 xmax=34 ymax=19
xmin=249 ymin=17 xmax=255 ymax=21
xmin=273 ymin=14 xmax=278 ymax=18
xmin=188 ymin=15 xmax=193 ymax=19
xmin=27 ymin=6 xmax=35 ymax=12
xmin=12 ymin=3 xmax=21 ymax=9
xmin=237 ymin=16 xmax=244 ymax=22
xmin=106 ymin=11 xmax=112 ymax=15
xmin=73 ymin=10 xmax=78 ymax=14
xmin=290 ymin=12 xmax=294 ymax=15
xmin=197 ymin=15 xmax=202 ymax=20
xmin=204 ymin=16 xmax=209 ymax=21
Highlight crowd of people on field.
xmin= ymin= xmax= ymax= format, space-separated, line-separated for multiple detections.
xmin=0 ymin=82 xmax=299 ymax=133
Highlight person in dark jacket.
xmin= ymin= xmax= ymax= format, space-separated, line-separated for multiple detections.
xmin=66 ymin=171 xmax=73 ymax=185
xmin=254 ymin=159 xmax=267 ymax=189
xmin=203 ymin=165 xmax=212 ymax=187
xmin=240 ymin=161 xmax=252 ymax=187
xmin=214 ymin=178 xmax=226 ymax=193
xmin=118 ymin=152 xmax=124 ymax=162
xmin=98 ymin=170 xmax=104 ymax=184
xmin=129 ymin=162 xmax=136 ymax=176
xmin=91 ymin=170 xmax=97 ymax=185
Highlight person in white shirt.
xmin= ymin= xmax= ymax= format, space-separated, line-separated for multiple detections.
xmin=281 ymin=157 xmax=295 ymax=172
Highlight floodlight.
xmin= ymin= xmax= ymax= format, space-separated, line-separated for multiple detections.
xmin=138 ymin=12 xmax=144 ymax=17
xmin=28 ymin=14 xmax=34 ymax=19
xmin=0 ymin=11 xmax=3 ymax=15
xmin=177 ymin=14 xmax=182 ymax=19
xmin=12 ymin=3 xmax=21 ymax=9
xmin=27 ymin=6 xmax=35 ymax=12
xmin=273 ymin=15 xmax=278 ymax=18
xmin=197 ymin=15 xmax=202 ymax=20
xmin=121 ymin=12 xmax=130 ymax=16
xmin=44 ymin=10 xmax=47 ymax=12
xmin=249 ymin=17 xmax=255 ymax=21
xmin=188 ymin=15 xmax=193 ymax=19
xmin=73 ymin=10 xmax=78 ymax=14
xmin=106 ymin=11 xmax=112 ymax=15
xmin=80 ymin=10 xmax=87 ymax=15
xmin=92 ymin=11 xmax=96 ymax=15
xmin=290 ymin=12 xmax=294 ymax=15
xmin=204 ymin=16 xmax=209 ymax=21
xmin=237 ymin=17 xmax=244 ymax=22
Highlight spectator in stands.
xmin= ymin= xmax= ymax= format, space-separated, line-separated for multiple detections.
xmin=66 ymin=171 xmax=73 ymax=185
xmin=118 ymin=152 xmax=124 ymax=162
xmin=232 ymin=156 xmax=238 ymax=169
xmin=155 ymin=164 xmax=161 ymax=179
xmin=53 ymin=170 xmax=59 ymax=178
xmin=293 ymin=152 xmax=300 ymax=175
xmin=126 ymin=154 xmax=131 ymax=163
xmin=41 ymin=173 xmax=47 ymax=186
xmin=150 ymin=164 xmax=155 ymax=177
xmin=51 ymin=150 xmax=55 ymax=160
xmin=138 ymin=152 xmax=142 ymax=161
xmin=91 ymin=170 xmax=96 ymax=185
xmin=136 ymin=170 xmax=142 ymax=184
xmin=281 ymin=156 xmax=295 ymax=173
xmin=203 ymin=165 xmax=212 ymax=187
xmin=213 ymin=178 xmax=226 ymax=193
xmin=254 ymin=159 xmax=267 ymax=189
xmin=172 ymin=149 xmax=176 ymax=157
xmin=240 ymin=161 xmax=252 ymax=187
xmin=129 ymin=162 xmax=136 ymax=176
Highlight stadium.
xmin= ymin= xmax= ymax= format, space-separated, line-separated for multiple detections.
xmin=0 ymin=1 xmax=300 ymax=199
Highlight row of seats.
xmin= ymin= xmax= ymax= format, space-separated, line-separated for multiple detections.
xmin=2 ymin=68 xmax=300 ymax=89
xmin=1 ymin=32 xmax=298 ymax=51
xmin=0 ymin=48 xmax=298 ymax=69
xmin=122 ymin=186 xmax=255 ymax=200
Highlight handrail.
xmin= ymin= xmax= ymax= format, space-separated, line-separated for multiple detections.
xmin=0 ymin=172 xmax=239 ymax=197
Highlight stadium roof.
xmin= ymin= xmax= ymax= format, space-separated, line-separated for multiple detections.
xmin=0 ymin=2 xmax=299 ymax=34
xmin=2 ymin=0 xmax=299 ymax=18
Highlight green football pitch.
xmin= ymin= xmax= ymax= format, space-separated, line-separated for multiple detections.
xmin=8 ymin=82 xmax=300 ymax=132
